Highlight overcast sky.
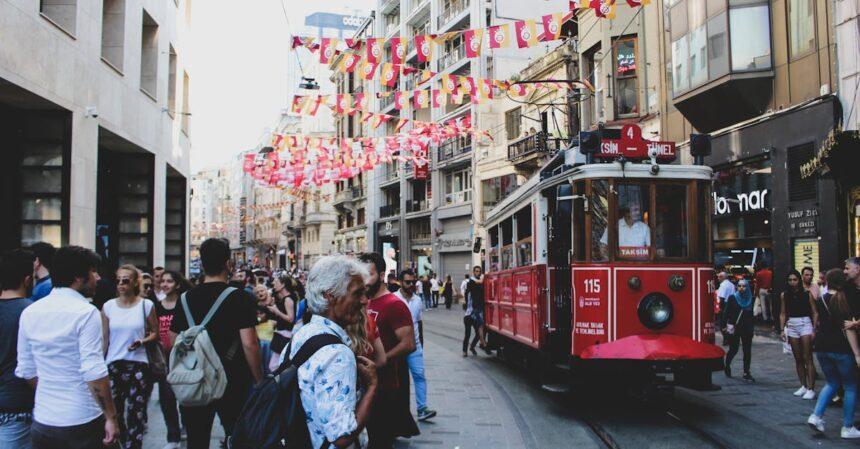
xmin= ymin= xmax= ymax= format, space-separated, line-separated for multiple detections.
xmin=189 ymin=0 xmax=373 ymax=172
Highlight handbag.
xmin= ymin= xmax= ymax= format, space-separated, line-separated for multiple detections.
xmin=142 ymin=300 xmax=168 ymax=377
xmin=725 ymin=305 xmax=743 ymax=335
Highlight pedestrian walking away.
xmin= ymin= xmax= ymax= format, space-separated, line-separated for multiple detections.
xmin=442 ymin=275 xmax=454 ymax=310
xmin=395 ymin=269 xmax=438 ymax=422
xmin=754 ymin=262 xmax=773 ymax=322
xmin=154 ymin=271 xmax=190 ymax=449
xmin=463 ymin=266 xmax=490 ymax=356
xmin=16 ymin=246 xmax=120 ymax=449
xmin=169 ymin=238 xmax=263 ymax=449
xmin=0 ymin=249 xmax=36 ymax=449
xmin=429 ymin=274 xmax=440 ymax=308
xmin=806 ymin=268 xmax=860 ymax=438
xmin=27 ymin=242 xmax=54 ymax=302
xmin=288 ymin=255 xmax=379 ymax=449
xmin=101 ymin=265 xmax=159 ymax=449
xmin=721 ymin=279 xmax=755 ymax=382
xmin=359 ymin=252 xmax=419 ymax=449
xmin=781 ymin=269 xmax=819 ymax=400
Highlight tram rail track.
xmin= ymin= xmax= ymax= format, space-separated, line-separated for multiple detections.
xmin=423 ymin=316 xmax=735 ymax=449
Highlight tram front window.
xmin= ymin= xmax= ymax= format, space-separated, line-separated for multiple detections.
xmin=655 ymin=185 xmax=688 ymax=258
xmin=602 ymin=184 xmax=651 ymax=260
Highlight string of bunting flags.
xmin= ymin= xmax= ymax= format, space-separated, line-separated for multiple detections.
xmin=242 ymin=116 xmax=475 ymax=188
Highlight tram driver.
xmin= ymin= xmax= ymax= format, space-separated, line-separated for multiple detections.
xmin=599 ymin=203 xmax=651 ymax=259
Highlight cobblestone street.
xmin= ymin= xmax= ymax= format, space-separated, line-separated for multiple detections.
xmin=143 ymin=308 xmax=860 ymax=448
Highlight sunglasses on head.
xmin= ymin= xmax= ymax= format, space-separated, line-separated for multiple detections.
xmin=117 ymin=278 xmax=131 ymax=285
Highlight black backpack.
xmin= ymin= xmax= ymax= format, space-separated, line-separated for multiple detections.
xmin=229 ymin=333 xmax=345 ymax=449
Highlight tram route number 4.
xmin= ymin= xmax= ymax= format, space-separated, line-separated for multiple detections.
xmin=596 ymin=124 xmax=677 ymax=162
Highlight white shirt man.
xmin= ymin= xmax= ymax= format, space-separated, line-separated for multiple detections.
xmin=716 ymin=272 xmax=736 ymax=309
xmin=599 ymin=204 xmax=650 ymax=258
xmin=394 ymin=272 xmax=436 ymax=421
xmin=460 ymin=276 xmax=469 ymax=300
xmin=430 ymin=278 xmax=440 ymax=292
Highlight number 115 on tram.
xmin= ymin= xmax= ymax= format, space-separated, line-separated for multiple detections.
xmin=481 ymin=127 xmax=724 ymax=389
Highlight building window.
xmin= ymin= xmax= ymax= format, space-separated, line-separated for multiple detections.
xmin=181 ymin=72 xmax=191 ymax=135
xmin=667 ymin=0 xmax=771 ymax=97
xmin=165 ymin=169 xmax=186 ymax=272
xmin=445 ymin=169 xmax=471 ymax=205
xmin=584 ymin=45 xmax=602 ymax=125
xmin=729 ymin=2 xmax=772 ymax=71
xmin=168 ymin=45 xmax=177 ymax=118
xmin=101 ymin=0 xmax=125 ymax=71
xmin=614 ymin=37 xmax=638 ymax=117
xmin=140 ymin=10 xmax=159 ymax=99
xmin=481 ymin=174 xmax=517 ymax=218
xmin=788 ymin=0 xmax=815 ymax=57
xmin=505 ymin=107 xmax=521 ymax=141
xmin=357 ymin=208 xmax=365 ymax=226
xmin=40 ymin=0 xmax=77 ymax=35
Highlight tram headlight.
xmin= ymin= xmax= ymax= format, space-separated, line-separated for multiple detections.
xmin=637 ymin=293 xmax=674 ymax=330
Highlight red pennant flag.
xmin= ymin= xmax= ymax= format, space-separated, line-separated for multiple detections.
xmin=307 ymin=96 xmax=324 ymax=116
xmin=395 ymin=119 xmax=408 ymax=133
xmin=415 ymin=35 xmax=434 ymax=62
xmin=341 ymin=53 xmax=362 ymax=73
xmin=541 ymin=13 xmax=563 ymax=41
xmin=441 ymin=74 xmax=458 ymax=94
xmin=413 ymin=90 xmax=429 ymax=109
xmin=366 ymin=38 xmax=384 ymax=64
xmin=392 ymin=37 xmax=408 ymax=65
xmin=380 ymin=63 xmax=399 ymax=87
xmin=345 ymin=38 xmax=363 ymax=49
xmin=432 ymin=89 xmax=447 ymax=108
xmin=488 ymin=24 xmax=511 ymax=49
xmin=514 ymin=20 xmax=540 ymax=48
xmin=319 ymin=38 xmax=338 ymax=64
xmin=464 ymin=29 xmax=484 ymax=58
xmin=394 ymin=91 xmax=409 ymax=110
xmin=359 ymin=60 xmax=379 ymax=81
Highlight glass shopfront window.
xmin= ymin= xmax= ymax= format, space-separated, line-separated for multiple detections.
xmin=713 ymin=157 xmax=773 ymax=276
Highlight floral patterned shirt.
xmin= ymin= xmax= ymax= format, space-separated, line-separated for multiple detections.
xmin=289 ymin=315 xmax=357 ymax=449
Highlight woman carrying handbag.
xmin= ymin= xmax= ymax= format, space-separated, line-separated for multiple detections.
xmin=722 ymin=279 xmax=755 ymax=382
xmin=101 ymin=265 xmax=159 ymax=449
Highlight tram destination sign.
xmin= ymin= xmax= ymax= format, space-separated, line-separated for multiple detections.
xmin=595 ymin=124 xmax=677 ymax=162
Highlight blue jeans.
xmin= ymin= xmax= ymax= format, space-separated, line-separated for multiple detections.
xmin=407 ymin=345 xmax=428 ymax=411
xmin=814 ymin=352 xmax=858 ymax=428
xmin=422 ymin=293 xmax=432 ymax=309
xmin=0 ymin=412 xmax=32 ymax=449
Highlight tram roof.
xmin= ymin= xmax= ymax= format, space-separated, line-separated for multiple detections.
xmin=485 ymin=161 xmax=713 ymax=228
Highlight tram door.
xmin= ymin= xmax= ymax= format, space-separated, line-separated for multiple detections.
xmin=547 ymin=185 xmax=572 ymax=358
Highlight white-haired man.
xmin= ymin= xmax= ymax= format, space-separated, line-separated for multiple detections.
xmin=290 ymin=255 xmax=378 ymax=449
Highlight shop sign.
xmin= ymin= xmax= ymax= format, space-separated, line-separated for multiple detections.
xmin=713 ymin=189 xmax=769 ymax=216
xmin=437 ymin=235 xmax=472 ymax=252
xmin=787 ymin=208 xmax=819 ymax=237
xmin=793 ymin=239 xmax=820 ymax=274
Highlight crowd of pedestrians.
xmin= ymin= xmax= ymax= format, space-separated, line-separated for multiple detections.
xmin=715 ymin=258 xmax=860 ymax=439
xmin=0 ymin=238 xmax=463 ymax=449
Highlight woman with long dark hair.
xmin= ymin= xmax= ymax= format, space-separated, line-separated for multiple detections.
xmin=722 ymin=279 xmax=755 ymax=381
xmin=442 ymin=275 xmax=454 ymax=309
xmin=781 ymin=269 xmax=819 ymax=400
xmin=155 ymin=270 xmax=190 ymax=449
xmin=807 ymin=269 xmax=860 ymax=438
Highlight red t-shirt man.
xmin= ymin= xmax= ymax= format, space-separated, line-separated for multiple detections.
xmin=755 ymin=268 xmax=773 ymax=292
xmin=367 ymin=292 xmax=413 ymax=390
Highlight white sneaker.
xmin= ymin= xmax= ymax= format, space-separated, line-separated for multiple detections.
xmin=807 ymin=414 xmax=825 ymax=433
xmin=793 ymin=386 xmax=808 ymax=396
xmin=842 ymin=427 xmax=860 ymax=439
xmin=802 ymin=389 xmax=817 ymax=400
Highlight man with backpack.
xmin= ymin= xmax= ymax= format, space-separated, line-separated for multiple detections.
xmin=169 ymin=238 xmax=262 ymax=448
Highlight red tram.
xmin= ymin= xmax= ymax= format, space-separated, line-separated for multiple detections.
xmin=482 ymin=128 xmax=724 ymax=389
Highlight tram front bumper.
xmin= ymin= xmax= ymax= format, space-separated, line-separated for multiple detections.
xmin=578 ymin=334 xmax=725 ymax=374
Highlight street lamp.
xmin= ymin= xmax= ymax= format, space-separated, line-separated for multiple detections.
xmin=299 ymin=77 xmax=320 ymax=90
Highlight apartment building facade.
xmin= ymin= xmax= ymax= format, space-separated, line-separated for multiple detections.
xmin=658 ymin=0 xmax=840 ymax=283
xmin=369 ymin=0 xmax=569 ymax=280
xmin=0 ymin=0 xmax=192 ymax=272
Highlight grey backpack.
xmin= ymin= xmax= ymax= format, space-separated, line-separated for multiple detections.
xmin=167 ymin=287 xmax=235 ymax=406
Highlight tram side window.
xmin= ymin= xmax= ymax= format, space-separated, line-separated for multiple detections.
xmin=591 ymin=180 xmax=610 ymax=262
xmin=516 ymin=206 xmax=533 ymax=267
xmin=489 ymin=226 xmax=500 ymax=272
xmin=573 ymin=181 xmax=586 ymax=262
xmin=501 ymin=218 xmax=514 ymax=270
xmin=610 ymin=183 xmax=651 ymax=260
xmin=697 ymin=181 xmax=712 ymax=261
xmin=655 ymin=185 xmax=688 ymax=258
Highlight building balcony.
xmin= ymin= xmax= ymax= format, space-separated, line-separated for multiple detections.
xmin=507 ymin=132 xmax=566 ymax=170
xmin=437 ymin=135 xmax=472 ymax=164
xmin=379 ymin=204 xmax=401 ymax=219
xmin=380 ymin=166 xmax=400 ymax=186
xmin=405 ymin=199 xmax=429 ymax=213
xmin=444 ymin=189 xmax=471 ymax=206
xmin=334 ymin=186 xmax=366 ymax=207
xmin=379 ymin=94 xmax=396 ymax=111
xmin=406 ymin=0 xmax=429 ymax=19
xmin=437 ymin=0 xmax=469 ymax=31
xmin=438 ymin=44 xmax=466 ymax=72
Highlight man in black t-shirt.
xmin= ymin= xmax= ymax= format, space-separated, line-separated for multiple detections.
xmin=844 ymin=257 xmax=860 ymax=322
xmin=170 ymin=238 xmax=262 ymax=449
